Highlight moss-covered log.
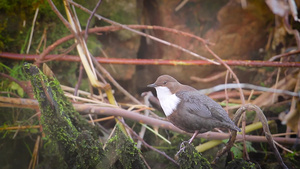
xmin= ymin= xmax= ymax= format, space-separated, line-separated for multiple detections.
xmin=23 ymin=63 xmax=104 ymax=168
xmin=23 ymin=63 xmax=146 ymax=168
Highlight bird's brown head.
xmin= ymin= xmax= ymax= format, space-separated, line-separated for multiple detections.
xmin=147 ymin=75 xmax=181 ymax=93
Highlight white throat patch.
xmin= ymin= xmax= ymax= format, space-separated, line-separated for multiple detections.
xmin=155 ymin=86 xmax=180 ymax=116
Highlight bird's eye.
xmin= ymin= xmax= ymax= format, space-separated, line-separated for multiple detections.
xmin=163 ymin=81 xmax=167 ymax=85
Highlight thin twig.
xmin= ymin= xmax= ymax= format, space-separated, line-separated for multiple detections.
xmin=137 ymin=92 xmax=152 ymax=149
xmin=62 ymin=85 xmax=108 ymax=99
xmin=190 ymin=71 xmax=227 ymax=83
xmin=0 ymin=125 xmax=41 ymax=131
xmin=28 ymin=135 xmax=40 ymax=169
xmin=274 ymin=140 xmax=299 ymax=155
xmin=175 ymin=0 xmax=189 ymax=12
xmin=0 ymin=91 xmax=21 ymax=98
xmin=268 ymin=49 xmax=300 ymax=61
xmin=98 ymin=45 xmax=117 ymax=73
xmin=36 ymin=28 xmax=47 ymax=54
xmin=26 ymin=7 xmax=39 ymax=54
xmin=74 ymin=63 xmax=84 ymax=98
xmin=88 ymin=114 xmax=95 ymax=126
xmin=272 ymin=58 xmax=282 ymax=103
xmin=224 ymin=70 xmax=230 ymax=113
xmin=39 ymin=43 xmax=77 ymax=63
xmin=64 ymin=93 xmax=118 ymax=107
xmin=272 ymin=132 xmax=297 ymax=137
xmin=242 ymin=112 xmax=249 ymax=160
xmin=91 ymin=116 xmax=114 ymax=122
xmin=198 ymin=83 xmax=299 ymax=97
xmin=84 ymin=0 xmax=102 ymax=41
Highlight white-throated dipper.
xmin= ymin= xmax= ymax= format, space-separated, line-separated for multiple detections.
xmin=147 ymin=75 xmax=241 ymax=144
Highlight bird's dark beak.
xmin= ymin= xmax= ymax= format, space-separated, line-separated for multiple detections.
xmin=147 ymin=83 xmax=157 ymax=88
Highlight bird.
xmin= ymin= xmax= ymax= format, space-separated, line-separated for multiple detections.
xmin=147 ymin=75 xmax=241 ymax=144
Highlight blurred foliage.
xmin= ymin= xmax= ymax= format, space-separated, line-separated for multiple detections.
xmin=0 ymin=0 xmax=74 ymax=53
xmin=225 ymin=158 xmax=257 ymax=169
xmin=230 ymin=141 xmax=257 ymax=159
xmin=0 ymin=61 xmax=27 ymax=98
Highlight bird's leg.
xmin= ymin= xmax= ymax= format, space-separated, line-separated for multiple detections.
xmin=176 ymin=141 xmax=188 ymax=157
xmin=188 ymin=130 xmax=199 ymax=144
xmin=176 ymin=131 xmax=200 ymax=157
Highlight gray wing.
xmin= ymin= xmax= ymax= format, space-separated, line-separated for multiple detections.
xmin=177 ymin=91 xmax=227 ymax=121
xmin=182 ymin=98 xmax=212 ymax=118
xmin=209 ymin=105 xmax=232 ymax=122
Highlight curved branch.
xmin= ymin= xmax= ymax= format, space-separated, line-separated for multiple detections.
xmin=230 ymin=104 xmax=288 ymax=169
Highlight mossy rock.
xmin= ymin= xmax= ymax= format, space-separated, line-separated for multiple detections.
xmin=177 ymin=143 xmax=212 ymax=169
xmin=105 ymin=128 xmax=147 ymax=169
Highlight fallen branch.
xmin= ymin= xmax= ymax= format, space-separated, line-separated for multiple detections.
xmin=0 ymin=96 xmax=297 ymax=144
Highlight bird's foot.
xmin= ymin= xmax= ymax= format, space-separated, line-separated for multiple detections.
xmin=180 ymin=140 xmax=190 ymax=149
xmin=175 ymin=141 xmax=190 ymax=157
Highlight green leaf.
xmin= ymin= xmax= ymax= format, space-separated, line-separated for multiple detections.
xmin=231 ymin=146 xmax=243 ymax=158
xmin=245 ymin=141 xmax=257 ymax=153
xmin=231 ymin=141 xmax=257 ymax=159
xmin=9 ymin=81 xmax=24 ymax=97
xmin=17 ymin=86 xmax=24 ymax=97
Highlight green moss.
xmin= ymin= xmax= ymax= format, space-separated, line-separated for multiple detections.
xmin=177 ymin=143 xmax=212 ymax=169
xmin=105 ymin=128 xmax=147 ymax=169
xmin=226 ymin=158 xmax=258 ymax=169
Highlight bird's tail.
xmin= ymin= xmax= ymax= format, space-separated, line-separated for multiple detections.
xmin=232 ymin=125 xmax=241 ymax=132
